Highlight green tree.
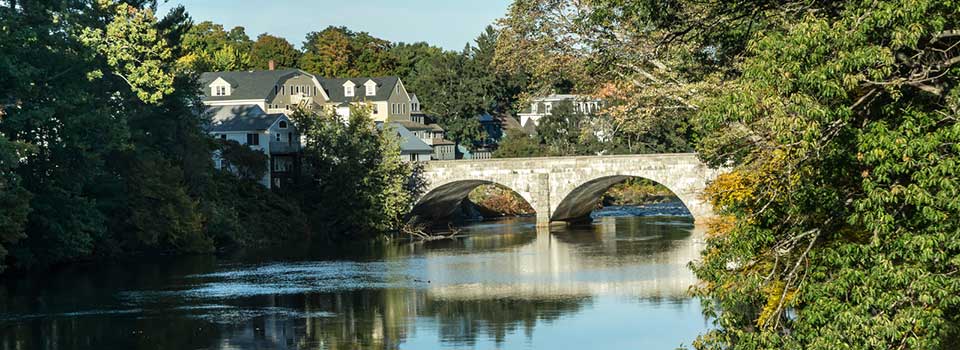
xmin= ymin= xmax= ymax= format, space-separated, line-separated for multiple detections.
xmin=299 ymin=26 xmax=398 ymax=77
xmin=292 ymin=106 xmax=422 ymax=239
xmin=299 ymin=26 xmax=353 ymax=77
xmin=349 ymin=32 xmax=397 ymax=77
xmin=217 ymin=139 xmax=268 ymax=182
xmin=250 ymin=33 xmax=300 ymax=69
xmin=389 ymin=42 xmax=443 ymax=83
xmin=537 ymin=101 xmax=587 ymax=155
xmin=178 ymin=21 xmax=253 ymax=72
xmin=683 ymin=1 xmax=960 ymax=349
xmin=493 ymin=129 xmax=543 ymax=158
xmin=0 ymin=135 xmax=31 ymax=272
xmin=406 ymin=50 xmax=486 ymax=144
xmin=209 ymin=44 xmax=252 ymax=72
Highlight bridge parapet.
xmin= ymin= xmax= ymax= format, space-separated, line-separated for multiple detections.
xmin=414 ymin=154 xmax=722 ymax=226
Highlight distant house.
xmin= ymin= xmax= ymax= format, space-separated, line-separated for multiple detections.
xmin=200 ymin=66 xmax=451 ymax=175
xmin=200 ymin=68 xmax=330 ymax=115
xmin=319 ymin=77 xmax=413 ymax=122
xmin=456 ymin=144 xmax=492 ymax=160
xmin=517 ymin=94 xmax=602 ymax=127
xmin=207 ymin=105 xmax=299 ymax=188
xmin=388 ymin=122 xmax=434 ymax=162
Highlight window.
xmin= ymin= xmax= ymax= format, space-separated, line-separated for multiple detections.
xmin=220 ymin=134 xmax=227 ymax=140
xmin=366 ymin=85 xmax=375 ymax=96
xmin=545 ymin=103 xmax=553 ymax=114
xmin=275 ymin=133 xmax=281 ymax=142
xmin=246 ymin=133 xmax=260 ymax=146
xmin=372 ymin=104 xmax=378 ymax=114
xmin=213 ymin=85 xmax=227 ymax=96
xmin=345 ymin=86 xmax=354 ymax=97
xmin=278 ymin=121 xmax=288 ymax=129
xmin=313 ymin=87 xmax=317 ymax=96
xmin=532 ymin=104 xmax=538 ymax=113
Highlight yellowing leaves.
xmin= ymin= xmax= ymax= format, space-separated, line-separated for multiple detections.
xmin=757 ymin=281 xmax=797 ymax=328
xmin=79 ymin=0 xmax=176 ymax=104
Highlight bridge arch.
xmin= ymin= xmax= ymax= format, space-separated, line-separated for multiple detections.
xmin=549 ymin=175 xmax=698 ymax=223
xmin=409 ymin=179 xmax=537 ymax=224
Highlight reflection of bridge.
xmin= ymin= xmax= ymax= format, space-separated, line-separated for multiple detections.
xmin=412 ymin=154 xmax=722 ymax=226
xmin=425 ymin=218 xmax=707 ymax=300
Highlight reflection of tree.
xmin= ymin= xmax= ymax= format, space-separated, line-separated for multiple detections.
xmin=419 ymin=296 xmax=590 ymax=347
xmin=0 ymin=217 xmax=705 ymax=349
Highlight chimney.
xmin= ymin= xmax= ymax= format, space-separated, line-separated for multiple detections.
xmin=268 ymin=60 xmax=276 ymax=71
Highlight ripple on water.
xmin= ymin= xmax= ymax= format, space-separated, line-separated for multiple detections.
xmin=119 ymin=260 xmax=432 ymax=303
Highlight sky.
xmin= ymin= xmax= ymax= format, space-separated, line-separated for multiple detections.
xmin=157 ymin=0 xmax=514 ymax=51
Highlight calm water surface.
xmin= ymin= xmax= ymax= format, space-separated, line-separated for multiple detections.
xmin=1 ymin=207 xmax=709 ymax=349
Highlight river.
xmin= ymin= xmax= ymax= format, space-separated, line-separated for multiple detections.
xmin=0 ymin=204 xmax=710 ymax=349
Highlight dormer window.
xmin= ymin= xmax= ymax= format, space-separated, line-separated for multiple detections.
xmin=209 ymin=77 xmax=231 ymax=97
xmin=364 ymin=80 xmax=377 ymax=96
xmin=343 ymin=81 xmax=356 ymax=97
xmin=278 ymin=121 xmax=288 ymax=129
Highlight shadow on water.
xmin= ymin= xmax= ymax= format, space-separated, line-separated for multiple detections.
xmin=0 ymin=207 xmax=709 ymax=350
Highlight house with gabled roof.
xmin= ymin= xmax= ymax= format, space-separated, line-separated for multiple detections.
xmin=318 ymin=76 xmax=413 ymax=122
xmin=199 ymin=65 xmax=450 ymax=174
xmin=200 ymin=68 xmax=331 ymax=115
xmin=517 ymin=94 xmax=603 ymax=128
xmin=207 ymin=105 xmax=300 ymax=188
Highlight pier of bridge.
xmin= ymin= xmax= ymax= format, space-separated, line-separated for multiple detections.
xmin=410 ymin=154 xmax=722 ymax=226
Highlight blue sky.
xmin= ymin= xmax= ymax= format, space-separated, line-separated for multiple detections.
xmin=157 ymin=0 xmax=514 ymax=50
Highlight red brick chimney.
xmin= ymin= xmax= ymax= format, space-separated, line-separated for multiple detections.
xmin=268 ymin=60 xmax=276 ymax=71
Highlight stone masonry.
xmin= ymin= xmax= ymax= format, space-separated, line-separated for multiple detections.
xmin=412 ymin=154 xmax=723 ymax=226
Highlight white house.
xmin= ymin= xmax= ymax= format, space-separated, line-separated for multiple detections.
xmin=207 ymin=105 xmax=300 ymax=188
xmin=517 ymin=94 xmax=603 ymax=128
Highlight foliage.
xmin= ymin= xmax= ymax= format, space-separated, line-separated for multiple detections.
xmin=403 ymin=26 xmax=527 ymax=148
xmin=80 ymin=0 xmax=176 ymax=104
xmin=292 ymin=106 xmax=423 ymax=240
xmin=123 ymin=155 xmax=211 ymax=253
xmin=178 ymin=20 xmax=254 ymax=72
xmin=495 ymin=0 xmax=704 ymax=154
xmin=217 ymin=139 xmax=268 ymax=182
xmin=388 ymin=42 xmax=443 ymax=83
xmin=537 ymin=101 xmax=592 ymax=155
xmin=250 ymin=34 xmax=300 ymax=70
xmin=0 ymin=0 xmax=308 ymax=272
xmin=679 ymin=1 xmax=960 ymax=348
xmin=468 ymin=185 xmax=534 ymax=216
xmin=493 ymin=129 xmax=543 ymax=158
xmin=0 ymin=135 xmax=31 ymax=272
xmin=601 ymin=178 xmax=674 ymax=206
xmin=299 ymin=26 xmax=396 ymax=78
xmin=405 ymin=50 xmax=486 ymax=144
xmin=201 ymin=172 xmax=309 ymax=247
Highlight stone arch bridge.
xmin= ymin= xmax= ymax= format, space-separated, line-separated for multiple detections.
xmin=411 ymin=154 xmax=723 ymax=226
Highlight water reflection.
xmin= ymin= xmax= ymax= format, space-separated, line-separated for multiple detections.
xmin=0 ymin=215 xmax=708 ymax=350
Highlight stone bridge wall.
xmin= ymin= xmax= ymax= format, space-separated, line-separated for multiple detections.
xmin=413 ymin=154 xmax=722 ymax=226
